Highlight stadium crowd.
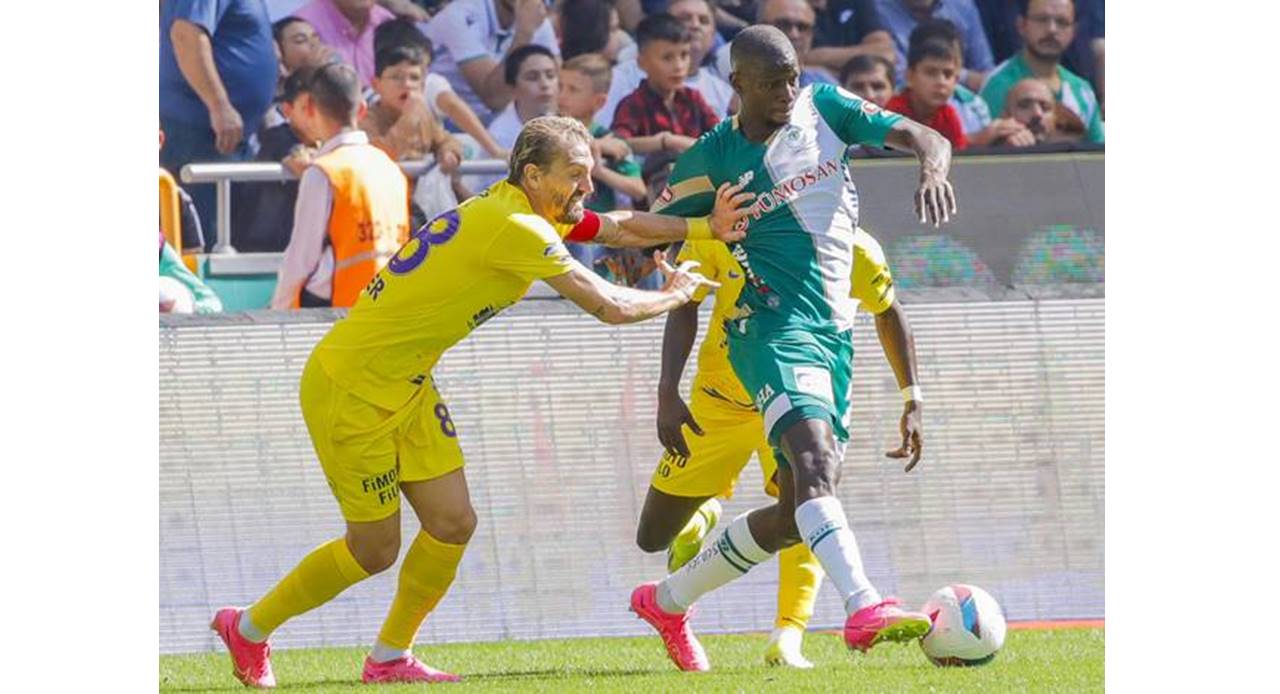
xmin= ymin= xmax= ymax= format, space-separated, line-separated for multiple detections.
xmin=158 ymin=0 xmax=1102 ymax=312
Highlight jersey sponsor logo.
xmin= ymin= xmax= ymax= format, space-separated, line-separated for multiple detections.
xmin=792 ymin=365 xmax=834 ymax=403
xmin=740 ymin=158 xmax=843 ymax=225
xmin=860 ymin=100 xmax=882 ymax=115
xmin=754 ymin=383 xmax=776 ymax=411
xmin=469 ymin=303 xmax=503 ymax=329
xmin=736 ymin=170 xmax=754 ymax=187
xmin=782 ymin=125 xmax=813 ymax=151
xmin=657 ymin=186 xmax=674 ymax=205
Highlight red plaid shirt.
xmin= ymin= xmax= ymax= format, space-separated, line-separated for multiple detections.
xmin=610 ymin=80 xmax=720 ymax=139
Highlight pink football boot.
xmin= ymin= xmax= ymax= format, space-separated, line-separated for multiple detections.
xmin=210 ymin=607 xmax=276 ymax=688
xmin=629 ymin=581 xmax=710 ymax=672
xmin=843 ymin=597 xmax=932 ymax=652
xmin=361 ymin=655 xmax=461 ymax=684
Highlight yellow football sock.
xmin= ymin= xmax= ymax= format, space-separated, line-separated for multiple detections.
xmin=776 ymin=543 xmax=823 ymax=630
xmin=674 ymin=500 xmax=717 ymax=545
xmin=376 ymin=530 xmax=468 ymax=650
xmin=247 ymin=537 xmax=371 ymax=636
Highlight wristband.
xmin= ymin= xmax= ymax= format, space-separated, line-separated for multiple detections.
xmin=686 ymin=216 xmax=712 ymax=240
xmin=901 ymin=385 xmax=923 ymax=403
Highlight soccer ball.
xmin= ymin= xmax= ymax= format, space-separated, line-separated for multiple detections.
xmin=918 ymin=584 xmax=1006 ymax=667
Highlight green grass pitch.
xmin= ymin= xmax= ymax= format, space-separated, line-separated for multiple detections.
xmin=160 ymin=627 xmax=1102 ymax=692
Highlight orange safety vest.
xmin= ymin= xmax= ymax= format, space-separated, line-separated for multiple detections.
xmin=297 ymin=142 xmax=410 ymax=308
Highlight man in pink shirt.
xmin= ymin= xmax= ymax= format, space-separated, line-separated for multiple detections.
xmin=294 ymin=0 xmax=394 ymax=87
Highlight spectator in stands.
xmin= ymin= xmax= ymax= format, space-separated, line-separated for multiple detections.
xmin=808 ymin=0 xmax=897 ymax=78
xmin=559 ymin=54 xmax=647 ymax=212
xmin=488 ymin=45 xmax=561 ymax=149
xmin=424 ymin=0 xmax=561 ymax=124
xmin=979 ymin=0 xmax=1102 ymax=143
xmin=713 ymin=0 xmax=758 ymax=38
xmin=362 ymin=46 xmax=464 ymax=167
xmin=599 ymin=0 xmax=735 ymax=125
xmin=232 ymin=71 xmax=316 ymax=253
xmin=160 ymin=231 xmax=224 ymax=314
xmin=271 ymin=63 xmax=411 ymax=309
xmin=554 ymin=0 xmax=615 ymax=60
xmin=275 ymin=16 xmax=334 ymax=77
xmin=841 ymin=54 xmax=895 ymax=107
xmin=373 ymin=19 xmax=508 ymax=159
xmin=999 ymin=77 xmax=1083 ymax=146
xmin=875 ymin=0 xmax=993 ymax=91
xmin=885 ymin=38 xmax=967 ymax=149
xmin=161 ymin=0 xmax=278 ymax=247
xmin=908 ymin=17 xmax=1031 ymax=147
xmin=293 ymin=0 xmax=395 ymax=87
xmin=611 ymin=14 xmax=719 ymax=156
xmin=715 ymin=0 xmax=837 ymax=85
xmin=976 ymin=0 xmax=1102 ymax=110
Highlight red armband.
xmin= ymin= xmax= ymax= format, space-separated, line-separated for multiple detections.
xmin=565 ymin=210 xmax=601 ymax=242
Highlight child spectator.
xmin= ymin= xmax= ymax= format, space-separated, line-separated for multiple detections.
xmin=488 ymin=44 xmax=561 ymax=150
xmin=361 ymin=45 xmax=466 ymax=222
xmin=232 ymin=71 xmax=318 ymax=253
xmin=271 ymin=63 xmax=411 ymax=309
xmin=559 ymin=54 xmax=647 ymax=213
xmin=559 ymin=53 xmax=652 ymax=282
xmin=373 ymin=18 xmax=508 ymax=160
xmin=841 ymin=54 xmax=896 ymax=107
xmin=611 ymin=13 xmax=719 ymax=156
xmin=885 ymin=38 xmax=967 ymax=150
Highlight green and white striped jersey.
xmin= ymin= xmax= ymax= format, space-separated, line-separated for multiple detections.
xmin=653 ymin=83 xmax=902 ymax=335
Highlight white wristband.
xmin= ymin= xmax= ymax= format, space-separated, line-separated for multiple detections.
xmin=901 ymin=385 xmax=923 ymax=403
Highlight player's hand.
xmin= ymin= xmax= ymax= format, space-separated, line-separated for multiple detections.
xmin=915 ymin=170 xmax=956 ymax=228
xmin=210 ymin=100 xmax=244 ymax=155
xmin=654 ymin=250 xmax=720 ymax=302
xmin=514 ymin=0 xmax=548 ymax=39
xmin=657 ymin=388 xmax=703 ymax=459
xmin=709 ymin=180 xmax=756 ymax=243
xmin=886 ymin=401 xmax=923 ymax=472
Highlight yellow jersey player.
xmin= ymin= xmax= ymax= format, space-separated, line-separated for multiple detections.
xmin=209 ymin=115 xmax=755 ymax=688
xmin=635 ymin=228 xmax=905 ymax=668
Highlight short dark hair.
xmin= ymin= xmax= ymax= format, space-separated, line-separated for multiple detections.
xmin=280 ymin=68 xmax=312 ymax=103
xmin=635 ymin=13 xmax=690 ymax=50
xmin=909 ymin=18 xmax=961 ymax=53
xmin=374 ymin=17 xmax=433 ymax=56
xmin=907 ymin=38 xmax=959 ymax=69
xmin=504 ymin=44 xmax=557 ymax=86
xmin=304 ymin=62 xmax=363 ymax=122
xmin=1018 ymin=0 xmax=1074 ymax=16
xmin=840 ymin=54 xmax=894 ymax=86
xmin=376 ymin=45 xmax=426 ymax=77
xmin=272 ymin=16 xmax=308 ymax=45
xmin=559 ymin=0 xmax=613 ymax=61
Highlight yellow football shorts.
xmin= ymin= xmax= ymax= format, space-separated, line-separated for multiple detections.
xmin=299 ymin=354 xmax=465 ymax=523
xmin=650 ymin=374 xmax=784 ymax=500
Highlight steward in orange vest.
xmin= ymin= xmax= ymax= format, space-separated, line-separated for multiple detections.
xmin=270 ymin=63 xmax=410 ymax=310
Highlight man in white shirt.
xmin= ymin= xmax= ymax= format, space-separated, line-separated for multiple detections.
xmin=596 ymin=0 xmax=734 ymax=126
xmin=423 ymin=0 xmax=560 ymax=124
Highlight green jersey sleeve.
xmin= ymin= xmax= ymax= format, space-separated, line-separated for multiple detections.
xmin=650 ymin=134 xmax=717 ymax=218
xmin=812 ymin=83 xmax=903 ymax=148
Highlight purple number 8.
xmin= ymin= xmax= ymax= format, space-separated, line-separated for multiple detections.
xmin=386 ymin=209 xmax=462 ymax=275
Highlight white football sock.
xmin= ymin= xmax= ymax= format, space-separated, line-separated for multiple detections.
xmin=794 ymin=496 xmax=881 ymax=614
xmin=659 ymin=513 xmax=774 ymax=612
xmin=370 ymin=640 xmax=411 ymax=663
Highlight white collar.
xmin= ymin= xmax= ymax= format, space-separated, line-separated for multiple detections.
xmin=317 ymin=129 xmax=369 ymax=154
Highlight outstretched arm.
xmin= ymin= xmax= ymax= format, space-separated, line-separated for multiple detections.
xmin=591 ymin=181 xmax=753 ymax=248
xmin=544 ymin=252 xmax=717 ymax=325
xmin=874 ymin=301 xmax=923 ymax=471
xmin=883 ymin=118 xmax=957 ymax=227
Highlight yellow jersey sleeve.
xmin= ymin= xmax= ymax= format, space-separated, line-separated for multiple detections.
xmin=485 ymin=212 xmax=576 ymax=282
xmin=676 ymin=240 xmax=723 ymax=304
xmin=851 ymin=227 xmax=895 ymax=314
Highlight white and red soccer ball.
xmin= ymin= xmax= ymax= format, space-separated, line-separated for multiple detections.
xmin=919 ymin=584 xmax=1007 ymax=667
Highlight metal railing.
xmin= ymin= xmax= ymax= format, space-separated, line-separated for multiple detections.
xmin=180 ymin=159 xmax=509 ymax=254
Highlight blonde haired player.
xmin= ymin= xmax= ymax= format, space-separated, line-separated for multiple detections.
xmin=209 ymin=115 xmax=754 ymax=688
xmin=636 ymin=227 xmax=904 ymax=668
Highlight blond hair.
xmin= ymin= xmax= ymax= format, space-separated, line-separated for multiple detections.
xmin=507 ymin=116 xmax=593 ymax=185
xmin=562 ymin=53 xmax=613 ymax=95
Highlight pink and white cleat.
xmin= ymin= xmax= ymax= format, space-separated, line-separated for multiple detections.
xmin=629 ymin=581 xmax=710 ymax=672
xmin=361 ymin=655 xmax=461 ymax=684
xmin=210 ymin=607 xmax=276 ymax=688
xmin=843 ymin=597 xmax=933 ymax=653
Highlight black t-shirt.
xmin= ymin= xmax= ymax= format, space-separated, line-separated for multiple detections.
xmin=813 ymin=0 xmax=888 ymax=49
